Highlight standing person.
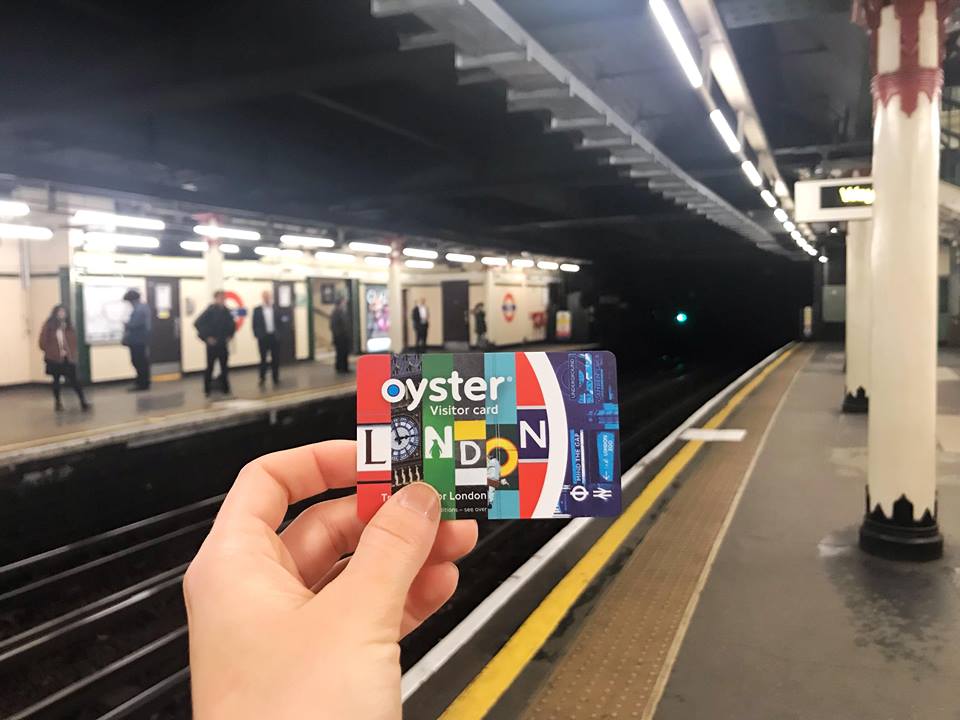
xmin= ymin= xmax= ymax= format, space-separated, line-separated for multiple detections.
xmin=194 ymin=290 xmax=236 ymax=397
xmin=38 ymin=304 xmax=90 ymax=412
xmin=472 ymin=302 xmax=487 ymax=348
xmin=252 ymin=290 xmax=280 ymax=387
xmin=330 ymin=295 xmax=352 ymax=374
xmin=122 ymin=289 xmax=152 ymax=391
xmin=411 ymin=298 xmax=429 ymax=350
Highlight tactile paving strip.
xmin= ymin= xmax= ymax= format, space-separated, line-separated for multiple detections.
xmin=519 ymin=347 xmax=812 ymax=720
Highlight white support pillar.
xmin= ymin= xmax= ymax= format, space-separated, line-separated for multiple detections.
xmin=843 ymin=220 xmax=872 ymax=413
xmin=388 ymin=240 xmax=404 ymax=353
xmin=856 ymin=0 xmax=947 ymax=560
xmin=205 ymin=240 xmax=224 ymax=297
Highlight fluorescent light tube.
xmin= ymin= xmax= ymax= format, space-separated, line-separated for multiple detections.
xmin=709 ymin=109 xmax=741 ymax=153
xmin=0 ymin=223 xmax=52 ymax=240
xmin=349 ymin=241 xmax=391 ymax=254
xmin=0 ymin=200 xmax=30 ymax=217
xmin=403 ymin=247 xmax=439 ymax=259
xmin=445 ymin=253 xmax=476 ymax=263
xmin=405 ymin=259 xmax=435 ymax=269
xmin=194 ymin=225 xmax=260 ymax=241
xmin=649 ymin=0 xmax=704 ymax=89
xmin=740 ymin=161 xmax=762 ymax=187
xmin=280 ymin=234 xmax=335 ymax=248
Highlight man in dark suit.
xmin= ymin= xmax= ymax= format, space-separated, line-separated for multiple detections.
xmin=411 ymin=298 xmax=429 ymax=350
xmin=252 ymin=290 xmax=280 ymax=386
xmin=194 ymin=290 xmax=236 ymax=397
xmin=330 ymin=295 xmax=352 ymax=373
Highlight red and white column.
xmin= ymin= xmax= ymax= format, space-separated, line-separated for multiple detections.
xmin=855 ymin=0 xmax=952 ymax=560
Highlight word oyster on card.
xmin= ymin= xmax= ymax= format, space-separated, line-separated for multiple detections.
xmin=356 ymin=351 xmax=621 ymax=521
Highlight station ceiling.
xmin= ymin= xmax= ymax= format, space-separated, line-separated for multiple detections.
xmin=1 ymin=0 xmax=879 ymax=262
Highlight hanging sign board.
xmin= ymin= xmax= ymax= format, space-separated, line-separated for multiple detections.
xmin=794 ymin=177 xmax=874 ymax=222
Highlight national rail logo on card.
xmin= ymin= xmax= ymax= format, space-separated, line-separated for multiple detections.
xmin=356 ymin=351 xmax=620 ymax=521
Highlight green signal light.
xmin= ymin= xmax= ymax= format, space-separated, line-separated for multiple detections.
xmin=675 ymin=312 xmax=688 ymax=324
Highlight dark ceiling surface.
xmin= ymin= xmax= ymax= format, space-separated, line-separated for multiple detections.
xmin=1 ymin=0 xmax=875 ymax=261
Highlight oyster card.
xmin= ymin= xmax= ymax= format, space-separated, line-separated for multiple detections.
xmin=356 ymin=351 xmax=620 ymax=521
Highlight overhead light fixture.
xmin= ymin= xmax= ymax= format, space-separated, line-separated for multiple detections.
xmin=819 ymin=256 xmax=828 ymax=264
xmin=709 ymin=109 xmax=741 ymax=153
xmin=774 ymin=179 xmax=790 ymax=198
xmin=790 ymin=230 xmax=803 ymax=242
xmin=403 ymin=247 xmax=439 ymax=260
xmin=181 ymin=239 xmax=240 ymax=254
xmin=783 ymin=221 xmax=796 ymax=233
xmin=254 ymin=246 xmax=282 ymax=257
xmin=760 ymin=190 xmax=778 ymax=208
xmin=0 ymin=223 xmax=53 ymax=241
xmin=280 ymin=234 xmax=335 ymax=249
xmin=73 ymin=210 xmax=165 ymax=231
xmin=774 ymin=208 xmax=788 ymax=223
xmin=537 ymin=260 xmax=560 ymax=271
xmin=481 ymin=256 xmax=508 ymax=266
xmin=405 ymin=259 xmax=435 ymax=269
xmin=649 ymin=0 xmax=703 ymax=89
xmin=740 ymin=161 xmax=763 ymax=187
xmin=445 ymin=252 xmax=476 ymax=263
xmin=194 ymin=225 xmax=261 ymax=241
xmin=807 ymin=247 xmax=818 ymax=256
xmin=280 ymin=248 xmax=303 ymax=258
xmin=512 ymin=258 xmax=535 ymax=268
xmin=0 ymin=200 xmax=30 ymax=217
xmin=560 ymin=263 xmax=581 ymax=272
xmin=364 ymin=256 xmax=391 ymax=267
xmin=82 ymin=231 xmax=159 ymax=249
xmin=315 ymin=251 xmax=356 ymax=265
xmin=349 ymin=241 xmax=391 ymax=254
xmin=830 ymin=227 xmax=839 ymax=235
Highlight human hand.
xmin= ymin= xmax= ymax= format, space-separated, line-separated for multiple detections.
xmin=184 ymin=440 xmax=478 ymax=719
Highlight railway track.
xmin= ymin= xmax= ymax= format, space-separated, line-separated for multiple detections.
xmin=0 ymin=362 xmax=739 ymax=719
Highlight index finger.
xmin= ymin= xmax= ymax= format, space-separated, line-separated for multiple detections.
xmin=217 ymin=440 xmax=356 ymax=530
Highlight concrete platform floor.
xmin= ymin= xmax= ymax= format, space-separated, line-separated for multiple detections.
xmin=656 ymin=345 xmax=960 ymax=720
xmin=0 ymin=357 xmax=356 ymax=452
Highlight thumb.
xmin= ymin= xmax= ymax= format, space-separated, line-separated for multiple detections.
xmin=336 ymin=483 xmax=442 ymax=632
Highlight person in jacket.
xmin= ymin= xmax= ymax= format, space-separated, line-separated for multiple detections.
xmin=330 ymin=295 xmax=351 ymax=374
xmin=472 ymin=302 xmax=488 ymax=348
xmin=39 ymin=304 xmax=90 ymax=412
xmin=252 ymin=290 xmax=281 ymax=387
xmin=411 ymin=298 xmax=429 ymax=350
xmin=122 ymin=289 xmax=152 ymax=391
xmin=194 ymin=290 xmax=236 ymax=396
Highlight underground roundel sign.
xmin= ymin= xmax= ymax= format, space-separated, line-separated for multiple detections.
xmin=223 ymin=290 xmax=248 ymax=329
xmin=502 ymin=292 xmax=517 ymax=323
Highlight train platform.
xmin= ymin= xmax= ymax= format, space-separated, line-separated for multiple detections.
xmin=412 ymin=343 xmax=960 ymax=720
xmin=0 ymin=343 xmax=591 ymax=467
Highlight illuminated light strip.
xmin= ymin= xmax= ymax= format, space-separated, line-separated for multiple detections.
xmin=0 ymin=200 xmax=30 ymax=217
xmin=740 ymin=161 xmax=762 ymax=187
xmin=437 ymin=345 xmax=797 ymax=719
xmin=0 ymin=223 xmax=53 ymax=240
xmin=708 ymin=109 xmax=741 ymax=153
xmin=399 ymin=343 xmax=796 ymax=705
xmin=649 ymin=0 xmax=703 ymax=89
xmin=193 ymin=225 xmax=260 ymax=241
xmin=73 ymin=210 xmax=165 ymax=230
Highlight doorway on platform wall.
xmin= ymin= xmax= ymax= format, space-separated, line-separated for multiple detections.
xmin=442 ymin=280 xmax=469 ymax=350
xmin=273 ymin=281 xmax=297 ymax=364
xmin=146 ymin=277 xmax=181 ymax=379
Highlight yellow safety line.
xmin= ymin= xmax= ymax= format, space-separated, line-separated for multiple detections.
xmin=439 ymin=346 xmax=796 ymax=720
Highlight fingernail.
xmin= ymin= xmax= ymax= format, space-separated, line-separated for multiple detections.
xmin=398 ymin=482 xmax=441 ymax=521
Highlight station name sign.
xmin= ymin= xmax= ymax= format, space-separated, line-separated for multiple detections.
xmin=794 ymin=177 xmax=874 ymax=222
